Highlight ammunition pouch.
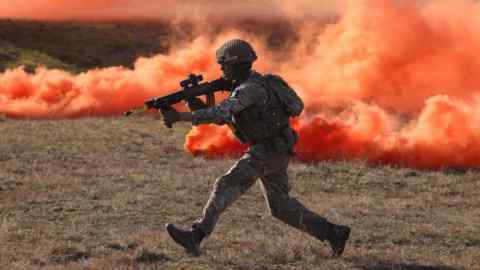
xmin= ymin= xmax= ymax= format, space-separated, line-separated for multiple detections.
xmin=228 ymin=71 xmax=295 ymax=148
xmin=251 ymin=127 xmax=298 ymax=155
xmin=231 ymin=105 xmax=289 ymax=143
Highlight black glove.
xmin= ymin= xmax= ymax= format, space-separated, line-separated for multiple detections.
xmin=187 ymin=97 xmax=208 ymax=111
xmin=161 ymin=106 xmax=180 ymax=128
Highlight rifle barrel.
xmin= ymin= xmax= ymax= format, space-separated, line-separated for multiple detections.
xmin=123 ymin=77 xmax=228 ymax=116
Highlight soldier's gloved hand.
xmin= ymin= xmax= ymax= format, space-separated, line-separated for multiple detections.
xmin=187 ymin=97 xmax=207 ymax=111
xmin=161 ymin=106 xmax=180 ymax=128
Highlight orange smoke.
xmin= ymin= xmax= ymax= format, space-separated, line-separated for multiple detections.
xmin=186 ymin=0 xmax=480 ymax=169
xmin=0 ymin=0 xmax=127 ymax=20
xmin=2 ymin=0 xmax=480 ymax=169
xmin=0 ymin=37 xmax=221 ymax=118
xmin=0 ymin=0 xmax=338 ymax=21
xmin=185 ymin=125 xmax=247 ymax=158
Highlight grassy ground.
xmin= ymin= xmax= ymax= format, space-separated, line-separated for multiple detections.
xmin=0 ymin=117 xmax=479 ymax=270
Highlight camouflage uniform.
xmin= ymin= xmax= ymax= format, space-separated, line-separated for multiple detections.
xmin=190 ymin=72 xmax=335 ymax=240
xmin=166 ymin=39 xmax=349 ymax=257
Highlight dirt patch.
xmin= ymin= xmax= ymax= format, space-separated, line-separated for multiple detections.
xmin=48 ymin=246 xmax=90 ymax=264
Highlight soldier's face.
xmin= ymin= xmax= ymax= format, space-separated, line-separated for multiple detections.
xmin=220 ymin=63 xmax=235 ymax=81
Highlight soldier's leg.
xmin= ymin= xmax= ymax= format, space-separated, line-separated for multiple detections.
xmin=260 ymin=155 xmax=334 ymax=240
xmin=260 ymin=154 xmax=350 ymax=256
xmin=192 ymin=153 xmax=261 ymax=237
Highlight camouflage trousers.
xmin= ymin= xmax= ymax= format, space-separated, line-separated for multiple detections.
xmin=193 ymin=143 xmax=335 ymax=241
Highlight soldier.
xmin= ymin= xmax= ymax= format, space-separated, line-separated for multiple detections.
xmin=162 ymin=39 xmax=351 ymax=257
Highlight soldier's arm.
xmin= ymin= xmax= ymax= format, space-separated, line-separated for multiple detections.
xmin=177 ymin=84 xmax=266 ymax=125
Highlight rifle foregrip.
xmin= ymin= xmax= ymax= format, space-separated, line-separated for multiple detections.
xmin=206 ymin=92 xmax=215 ymax=107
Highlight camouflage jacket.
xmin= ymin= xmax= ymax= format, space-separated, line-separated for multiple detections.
xmin=192 ymin=72 xmax=291 ymax=146
xmin=191 ymin=72 xmax=268 ymax=126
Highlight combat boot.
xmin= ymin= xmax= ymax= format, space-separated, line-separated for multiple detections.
xmin=327 ymin=224 xmax=351 ymax=257
xmin=165 ymin=224 xmax=205 ymax=256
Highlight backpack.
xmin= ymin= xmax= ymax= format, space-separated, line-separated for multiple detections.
xmin=262 ymin=74 xmax=304 ymax=117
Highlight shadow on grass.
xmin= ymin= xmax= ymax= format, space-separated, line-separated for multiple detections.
xmin=134 ymin=249 xmax=170 ymax=265
xmin=350 ymin=257 xmax=462 ymax=270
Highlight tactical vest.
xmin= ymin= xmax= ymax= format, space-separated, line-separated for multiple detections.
xmin=229 ymin=73 xmax=290 ymax=145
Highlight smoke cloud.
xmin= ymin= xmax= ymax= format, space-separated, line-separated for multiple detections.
xmin=0 ymin=0 xmax=339 ymax=21
xmin=1 ymin=0 xmax=480 ymax=169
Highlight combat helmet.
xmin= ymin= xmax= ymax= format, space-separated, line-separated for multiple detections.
xmin=216 ymin=39 xmax=257 ymax=65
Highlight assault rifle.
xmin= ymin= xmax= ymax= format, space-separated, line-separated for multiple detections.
xmin=124 ymin=74 xmax=229 ymax=125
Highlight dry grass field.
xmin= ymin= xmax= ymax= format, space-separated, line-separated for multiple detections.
xmin=0 ymin=116 xmax=479 ymax=270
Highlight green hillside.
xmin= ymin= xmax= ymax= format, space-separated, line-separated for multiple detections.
xmin=0 ymin=19 xmax=171 ymax=73
xmin=0 ymin=40 xmax=76 ymax=72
